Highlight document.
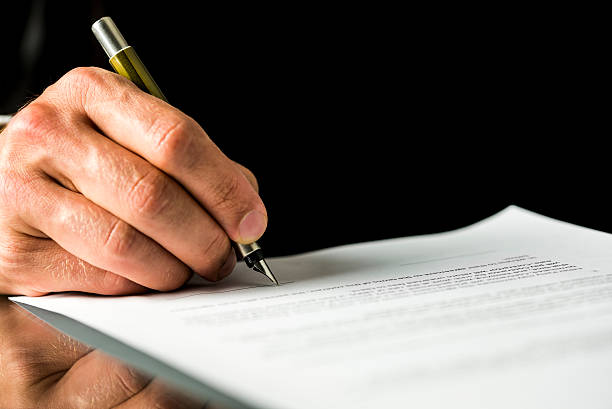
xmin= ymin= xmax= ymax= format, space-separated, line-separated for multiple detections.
xmin=11 ymin=206 xmax=612 ymax=409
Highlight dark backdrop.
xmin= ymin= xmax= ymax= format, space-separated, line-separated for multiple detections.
xmin=2 ymin=2 xmax=607 ymax=256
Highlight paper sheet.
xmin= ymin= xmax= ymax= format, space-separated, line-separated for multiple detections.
xmin=12 ymin=207 xmax=612 ymax=409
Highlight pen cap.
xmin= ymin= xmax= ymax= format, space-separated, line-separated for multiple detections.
xmin=92 ymin=17 xmax=129 ymax=58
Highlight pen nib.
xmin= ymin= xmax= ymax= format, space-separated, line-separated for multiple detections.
xmin=253 ymin=259 xmax=279 ymax=285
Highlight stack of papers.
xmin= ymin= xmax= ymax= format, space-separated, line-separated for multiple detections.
xmin=12 ymin=206 xmax=612 ymax=408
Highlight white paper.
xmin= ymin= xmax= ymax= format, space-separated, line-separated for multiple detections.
xmin=12 ymin=206 xmax=612 ymax=409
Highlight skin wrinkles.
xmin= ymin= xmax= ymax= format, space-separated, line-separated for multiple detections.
xmin=87 ymin=145 xmax=141 ymax=199
xmin=61 ymin=201 xmax=101 ymax=242
xmin=0 ymin=297 xmax=209 ymax=408
xmin=0 ymin=67 xmax=266 ymax=293
xmin=70 ymin=69 xmax=265 ymax=241
xmin=0 ymin=169 xmax=43 ymax=231
xmin=45 ymin=252 xmax=85 ymax=284
xmin=0 ymin=65 xmax=262 ymax=405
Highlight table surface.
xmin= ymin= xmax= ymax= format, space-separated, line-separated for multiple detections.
xmin=0 ymin=295 xmax=223 ymax=409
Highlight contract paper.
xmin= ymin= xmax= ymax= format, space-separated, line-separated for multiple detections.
xmin=11 ymin=207 xmax=612 ymax=409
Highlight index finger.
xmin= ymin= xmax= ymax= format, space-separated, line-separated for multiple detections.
xmin=52 ymin=67 xmax=267 ymax=244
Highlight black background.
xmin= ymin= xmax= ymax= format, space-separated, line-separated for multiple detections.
xmin=2 ymin=2 xmax=608 ymax=256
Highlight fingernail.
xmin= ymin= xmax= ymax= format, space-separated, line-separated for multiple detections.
xmin=238 ymin=210 xmax=267 ymax=242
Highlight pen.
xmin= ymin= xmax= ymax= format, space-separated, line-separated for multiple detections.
xmin=91 ymin=16 xmax=279 ymax=285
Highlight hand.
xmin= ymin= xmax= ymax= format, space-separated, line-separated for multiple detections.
xmin=0 ymin=297 xmax=219 ymax=408
xmin=0 ymin=67 xmax=267 ymax=296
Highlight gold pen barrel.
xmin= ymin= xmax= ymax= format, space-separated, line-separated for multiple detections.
xmin=91 ymin=17 xmax=166 ymax=101
xmin=109 ymin=47 xmax=167 ymax=101
xmin=91 ymin=17 xmax=278 ymax=285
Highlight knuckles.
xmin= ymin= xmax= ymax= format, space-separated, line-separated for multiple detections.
xmin=150 ymin=114 xmax=201 ymax=171
xmin=54 ymin=67 xmax=140 ymax=116
xmin=109 ymin=361 xmax=152 ymax=397
xmin=3 ymin=102 xmax=57 ymax=148
xmin=102 ymin=219 xmax=139 ymax=260
xmin=0 ymin=66 xmax=252 ymax=294
xmin=126 ymin=170 xmax=174 ymax=220
xmin=57 ymin=66 xmax=117 ymax=100
xmin=208 ymin=172 xmax=244 ymax=211
xmin=2 ymin=66 xmax=135 ymax=156
xmin=61 ymin=66 xmax=109 ymax=87
xmin=0 ymin=69 xmax=111 ymax=164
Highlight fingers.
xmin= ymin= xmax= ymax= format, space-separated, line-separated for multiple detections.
xmin=49 ymin=67 xmax=267 ymax=244
xmin=117 ymin=378 xmax=206 ymax=409
xmin=53 ymin=351 xmax=205 ymax=409
xmin=0 ymin=297 xmax=93 ymax=408
xmin=51 ymin=350 xmax=153 ymax=408
xmin=17 ymin=177 xmax=193 ymax=291
xmin=3 ymin=67 xmax=255 ymax=294
xmin=41 ymin=115 xmax=236 ymax=281
xmin=0 ymin=300 xmax=205 ymax=408
xmin=0 ymin=229 xmax=147 ymax=296
xmin=233 ymin=160 xmax=260 ymax=193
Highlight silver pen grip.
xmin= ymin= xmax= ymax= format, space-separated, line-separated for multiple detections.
xmin=235 ymin=242 xmax=262 ymax=260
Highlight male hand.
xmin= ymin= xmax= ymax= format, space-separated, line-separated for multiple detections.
xmin=0 ymin=297 xmax=219 ymax=408
xmin=0 ymin=67 xmax=267 ymax=296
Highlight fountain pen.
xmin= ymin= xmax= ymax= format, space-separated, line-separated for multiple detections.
xmin=91 ymin=17 xmax=279 ymax=285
